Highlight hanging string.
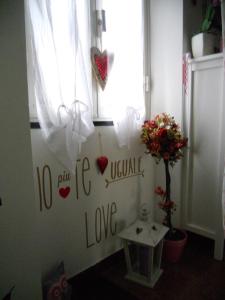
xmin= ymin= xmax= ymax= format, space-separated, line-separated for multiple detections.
xmin=96 ymin=4 xmax=103 ymax=51
xmin=98 ymin=132 xmax=103 ymax=155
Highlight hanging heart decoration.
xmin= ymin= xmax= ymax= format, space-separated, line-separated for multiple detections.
xmin=91 ymin=47 xmax=113 ymax=90
xmin=96 ymin=156 xmax=109 ymax=174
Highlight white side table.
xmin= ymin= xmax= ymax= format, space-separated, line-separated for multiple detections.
xmin=118 ymin=220 xmax=169 ymax=288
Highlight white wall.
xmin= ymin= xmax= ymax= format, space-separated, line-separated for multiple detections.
xmin=31 ymin=127 xmax=154 ymax=278
xmin=0 ymin=1 xmax=42 ymax=299
xmin=150 ymin=0 xmax=183 ymax=228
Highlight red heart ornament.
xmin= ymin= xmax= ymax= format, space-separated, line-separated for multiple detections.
xmin=97 ymin=156 xmax=108 ymax=174
xmin=91 ymin=47 xmax=114 ymax=90
xmin=59 ymin=186 xmax=70 ymax=199
xmin=94 ymin=55 xmax=107 ymax=81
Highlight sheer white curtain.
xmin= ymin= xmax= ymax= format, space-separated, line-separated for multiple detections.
xmin=25 ymin=0 xmax=94 ymax=173
xmin=100 ymin=0 xmax=146 ymax=148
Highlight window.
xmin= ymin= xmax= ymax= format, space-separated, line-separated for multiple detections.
xmin=28 ymin=0 xmax=150 ymax=123
xmin=92 ymin=0 xmax=150 ymax=121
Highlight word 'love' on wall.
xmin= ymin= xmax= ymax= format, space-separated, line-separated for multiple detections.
xmin=85 ymin=202 xmax=117 ymax=248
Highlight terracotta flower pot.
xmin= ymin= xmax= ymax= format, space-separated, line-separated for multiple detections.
xmin=163 ymin=230 xmax=187 ymax=263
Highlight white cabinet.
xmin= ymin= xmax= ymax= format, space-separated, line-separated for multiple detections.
xmin=183 ymin=53 xmax=225 ymax=259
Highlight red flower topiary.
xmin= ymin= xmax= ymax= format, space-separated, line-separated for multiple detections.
xmin=141 ymin=113 xmax=188 ymax=237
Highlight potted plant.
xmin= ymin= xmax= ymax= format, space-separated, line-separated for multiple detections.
xmin=141 ymin=113 xmax=188 ymax=262
xmin=192 ymin=1 xmax=221 ymax=58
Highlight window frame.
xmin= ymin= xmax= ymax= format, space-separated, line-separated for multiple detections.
xmin=91 ymin=0 xmax=151 ymax=123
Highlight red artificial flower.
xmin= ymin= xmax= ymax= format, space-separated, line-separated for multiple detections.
xmin=169 ymin=143 xmax=175 ymax=153
xmin=158 ymin=200 xmax=175 ymax=210
xmin=154 ymin=186 xmax=165 ymax=196
xmin=150 ymin=142 xmax=161 ymax=153
xmin=176 ymin=138 xmax=188 ymax=149
xmin=149 ymin=120 xmax=157 ymax=128
xmin=163 ymin=152 xmax=170 ymax=160
xmin=175 ymin=142 xmax=183 ymax=149
xmin=171 ymin=123 xmax=178 ymax=129
xmin=157 ymin=128 xmax=167 ymax=138
xmin=143 ymin=121 xmax=149 ymax=128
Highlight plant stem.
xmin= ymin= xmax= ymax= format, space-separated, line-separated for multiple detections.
xmin=164 ymin=159 xmax=172 ymax=231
